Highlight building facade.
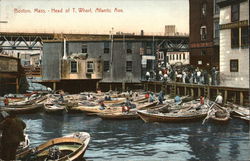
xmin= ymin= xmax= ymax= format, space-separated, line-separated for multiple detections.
xmin=218 ymin=0 xmax=249 ymax=88
xmin=189 ymin=0 xmax=219 ymax=69
xmin=0 ymin=55 xmax=25 ymax=95
xmin=167 ymin=52 xmax=190 ymax=65
xmin=165 ymin=25 xmax=176 ymax=36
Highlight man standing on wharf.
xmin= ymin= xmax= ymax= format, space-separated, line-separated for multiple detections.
xmin=0 ymin=112 xmax=26 ymax=161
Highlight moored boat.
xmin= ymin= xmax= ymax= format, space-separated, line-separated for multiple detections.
xmin=137 ymin=108 xmax=207 ymax=123
xmin=16 ymin=132 xmax=90 ymax=161
xmin=97 ymin=112 xmax=139 ymax=120
xmin=0 ymin=104 xmax=44 ymax=114
xmin=44 ymin=104 xmax=67 ymax=114
xmin=202 ymin=103 xmax=230 ymax=123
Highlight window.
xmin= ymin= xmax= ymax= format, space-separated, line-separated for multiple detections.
xmin=146 ymin=48 xmax=152 ymax=55
xmin=183 ymin=53 xmax=185 ymax=59
xmin=200 ymin=26 xmax=207 ymax=40
xmin=104 ymin=61 xmax=109 ymax=72
xmin=70 ymin=61 xmax=77 ymax=73
xmin=82 ymin=44 xmax=87 ymax=53
xmin=169 ymin=54 xmax=172 ymax=60
xmin=198 ymin=60 xmax=202 ymax=65
xmin=127 ymin=42 xmax=132 ymax=54
xmin=230 ymin=59 xmax=238 ymax=72
xmin=231 ymin=4 xmax=239 ymax=22
xmin=214 ymin=0 xmax=220 ymax=14
xmin=201 ymin=50 xmax=206 ymax=56
xmin=179 ymin=54 xmax=181 ymax=60
xmin=201 ymin=3 xmax=207 ymax=17
xmin=173 ymin=55 xmax=175 ymax=60
xmin=87 ymin=61 xmax=94 ymax=73
xmin=104 ymin=42 xmax=110 ymax=53
xmin=214 ymin=21 xmax=220 ymax=39
xmin=176 ymin=54 xmax=178 ymax=60
xmin=126 ymin=61 xmax=132 ymax=72
xmin=241 ymin=27 xmax=249 ymax=48
xmin=231 ymin=28 xmax=239 ymax=48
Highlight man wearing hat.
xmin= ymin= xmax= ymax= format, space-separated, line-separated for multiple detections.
xmin=0 ymin=112 xmax=26 ymax=161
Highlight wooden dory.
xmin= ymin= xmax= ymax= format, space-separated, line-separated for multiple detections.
xmin=16 ymin=132 xmax=90 ymax=161
xmin=44 ymin=104 xmax=66 ymax=114
xmin=137 ymin=109 xmax=207 ymax=123
xmin=97 ymin=112 xmax=139 ymax=120
xmin=0 ymin=104 xmax=44 ymax=114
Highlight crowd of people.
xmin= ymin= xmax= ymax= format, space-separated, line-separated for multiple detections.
xmin=145 ymin=64 xmax=220 ymax=86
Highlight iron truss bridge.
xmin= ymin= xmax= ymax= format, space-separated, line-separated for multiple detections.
xmin=0 ymin=32 xmax=189 ymax=52
xmin=0 ymin=32 xmax=55 ymax=50
xmin=156 ymin=36 xmax=189 ymax=52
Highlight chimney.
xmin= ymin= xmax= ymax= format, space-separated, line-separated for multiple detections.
xmin=141 ymin=30 xmax=144 ymax=36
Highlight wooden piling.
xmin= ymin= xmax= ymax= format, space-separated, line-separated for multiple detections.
xmin=198 ymin=88 xmax=201 ymax=97
xmin=16 ymin=78 xmax=19 ymax=93
xmin=224 ymin=90 xmax=228 ymax=104
xmin=240 ymin=92 xmax=244 ymax=105
xmin=53 ymin=82 xmax=56 ymax=91
xmin=191 ymin=88 xmax=194 ymax=97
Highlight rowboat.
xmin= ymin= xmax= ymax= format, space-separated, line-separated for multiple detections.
xmin=44 ymin=104 xmax=67 ymax=114
xmin=0 ymin=104 xmax=44 ymax=114
xmin=97 ymin=112 xmax=139 ymax=120
xmin=137 ymin=108 xmax=207 ymax=123
xmin=226 ymin=102 xmax=250 ymax=117
xmin=202 ymin=102 xmax=231 ymax=123
xmin=16 ymin=132 xmax=90 ymax=161
xmin=234 ymin=115 xmax=250 ymax=124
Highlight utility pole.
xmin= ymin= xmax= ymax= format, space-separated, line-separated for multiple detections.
xmin=110 ymin=27 xmax=114 ymax=81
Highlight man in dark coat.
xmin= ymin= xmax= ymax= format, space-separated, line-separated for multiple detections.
xmin=0 ymin=112 xmax=26 ymax=161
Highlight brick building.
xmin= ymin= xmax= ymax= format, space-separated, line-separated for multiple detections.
xmin=189 ymin=0 xmax=220 ymax=70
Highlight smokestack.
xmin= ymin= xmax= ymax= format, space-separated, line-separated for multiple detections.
xmin=141 ymin=30 xmax=144 ymax=36
xmin=63 ymin=38 xmax=67 ymax=59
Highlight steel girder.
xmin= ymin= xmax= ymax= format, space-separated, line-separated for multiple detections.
xmin=157 ymin=37 xmax=189 ymax=52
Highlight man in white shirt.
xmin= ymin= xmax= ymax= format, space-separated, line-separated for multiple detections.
xmin=215 ymin=93 xmax=223 ymax=105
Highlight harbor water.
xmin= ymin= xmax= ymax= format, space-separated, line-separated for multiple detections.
xmin=20 ymin=113 xmax=250 ymax=161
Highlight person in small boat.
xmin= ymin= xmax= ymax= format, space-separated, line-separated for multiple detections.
xmin=158 ymin=91 xmax=164 ymax=104
xmin=58 ymin=90 xmax=65 ymax=102
xmin=122 ymin=105 xmax=130 ymax=114
xmin=3 ymin=97 xmax=9 ymax=106
xmin=215 ymin=93 xmax=223 ymax=106
xmin=200 ymin=95 xmax=205 ymax=105
xmin=104 ymin=95 xmax=111 ymax=101
xmin=86 ymin=94 xmax=93 ymax=100
xmin=125 ymin=97 xmax=136 ymax=109
xmin=145 ymin=92 xmax=150 ymax=99
xmin=149 ymin=92 xmax=155 ymax=102
xmin=0 ymin=112 xmax=26 ymax=161
xmin=99 ymin=101 xmax=106 ymax=110
xmin=174 ymin=95 xmax=182 ymax=104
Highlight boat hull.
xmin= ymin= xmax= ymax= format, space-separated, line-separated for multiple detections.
xmin=16 ymin=132 xmax=90 ymax=161
xmin=137 ymin=110 xmax=207 ymax=123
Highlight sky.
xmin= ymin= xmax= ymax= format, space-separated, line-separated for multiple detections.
xmin=0 ymin=0 xmax=189 ymax=35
